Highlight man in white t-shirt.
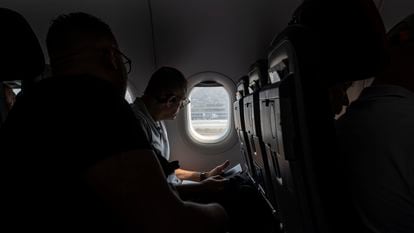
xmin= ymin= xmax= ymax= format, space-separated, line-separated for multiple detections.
xmin=131 ymin=66 xmax=230 ymax=192
xmin=131 ymin=67 xmax=275 ymax=233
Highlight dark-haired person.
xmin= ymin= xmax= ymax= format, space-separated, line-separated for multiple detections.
xmin=0 ymin=12 xmax=227 ymax=233
xmin=131 ymin=66 xmax=230 ymax=188
xmin=336 ymin=14 xmax=414 ymax=233
xmin=131 ymin=66 xmax=274 ymax=233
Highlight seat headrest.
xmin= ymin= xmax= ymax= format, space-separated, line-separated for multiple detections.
xmin=236 ymin=75 xmax=249 ymax=99
xmin=247 ymin=59 xmax=269 ymax=93
xmin=292 ymin=0 xmax=389 ymax=84
xmin=0 ymin=8 xmax=45 ymax=81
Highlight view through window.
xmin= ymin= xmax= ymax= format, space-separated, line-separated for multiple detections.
xmin=188 ymin=85 xmax=230 ymax=143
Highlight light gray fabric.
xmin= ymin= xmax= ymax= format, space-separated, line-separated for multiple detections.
xmin=337 ymin=85 xmax=414 ymax=233
xmin=131 ymin=98 xmax=181 ymax=184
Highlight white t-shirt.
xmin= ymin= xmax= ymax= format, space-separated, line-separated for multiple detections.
xmin=131 ymin=98 xmax=182 ymax=185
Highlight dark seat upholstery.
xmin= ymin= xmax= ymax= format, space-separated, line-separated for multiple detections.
xmin=265 ymin=25 xmax=324 ymax=233
xmin=0 ymin=8 xmax=45 ymax=82
xmin=0 ymin=8 xmax=45 ymax=125
xmin=233 ymin=75 xmax=255 ymax=176
xmin=257 ymin=0 xmax=389 ymax=232
xmin=242 ymin=59 xmax=279 ymax=213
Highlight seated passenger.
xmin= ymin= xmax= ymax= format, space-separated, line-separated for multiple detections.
xmin=336 ymin=13 xmax=414 ymax=233
xmin=131 ymin=67 xmax=230 ymax=188
xmin=131 ymin=66 xmax=275 ymax=233
xmin=0 ymin=12 xmax=227 ymax=233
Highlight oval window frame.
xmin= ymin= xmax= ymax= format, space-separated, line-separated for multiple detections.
xmin=178 ymin=71 xmax=238 ymax=154
xmin=187 ymin=85 xmax=231 ymax=143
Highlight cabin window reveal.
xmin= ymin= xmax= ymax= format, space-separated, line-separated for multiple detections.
xmin=187 ymin=85 xmax=231 ymax=143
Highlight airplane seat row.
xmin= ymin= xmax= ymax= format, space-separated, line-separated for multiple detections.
xmin=244 ymin=59 xmax=280 ymax=213
xmin=265 ymin=23 xmax=330 ymax=233
xmin=0 ymin=8 xmax=45 ymax=126
xmin=233 ymin=75 xmax=255 ymax=176
xmin=233 ymin=0 xmax=389 ymax=232
xmin=232 ymin=14 xmax=322 ymax=233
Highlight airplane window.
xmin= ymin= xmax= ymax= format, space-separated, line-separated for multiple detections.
xmin=187 ymin=85 xmax=231 ymax=144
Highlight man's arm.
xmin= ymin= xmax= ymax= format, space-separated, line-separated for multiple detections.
xmin=175 ymin=160 xmax=230 ymax=182
xmin=175 ymin=168 xmax=203 ymax=181
xmin=86 ymin=149 xmax=228 ymax=233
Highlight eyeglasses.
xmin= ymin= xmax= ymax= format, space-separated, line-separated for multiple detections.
xmin=170 ymin=95 xmax=191 ymax=109
xmin=179 ymin=97 xmax=191 ymax=109
xmin=112 ymin=48 xmax=132 ymax=74
xmin=157 ymin=95 xmax=190 ymax=109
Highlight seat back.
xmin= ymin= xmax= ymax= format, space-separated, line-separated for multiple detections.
xmin=243 ymin=59 xmax=278 ymax=210
xmin=267 ymin=25 xmax=326 ymax=233
xmin=261 ymin=0 xmax=389 ymax=232
xmin=233 ymin=76 xmax=255 ymax=175
xmin=247 ymin=59 xmax=269 ymax=94
xmin=0 ymin=8 xmax=45 ymax=125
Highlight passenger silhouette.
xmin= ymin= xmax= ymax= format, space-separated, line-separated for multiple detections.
xmin=0 ymin=12 xmax=227 ymax=233
xmin=336 ymin=13 xmax=414 ymax=233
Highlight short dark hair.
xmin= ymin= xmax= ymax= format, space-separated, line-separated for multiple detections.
xmin=144 ymin=67 xmax=187 ymax=97
xmin=46 ymin=12 xmax=116 ymax=59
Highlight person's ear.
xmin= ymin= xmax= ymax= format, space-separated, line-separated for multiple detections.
xmin=103 ymin=48 xmax=120 ymax=71
xmin=166 ymin=96 xmax=177 ymax=107
xmin=167 ymin=96 xmax=175 ymax=103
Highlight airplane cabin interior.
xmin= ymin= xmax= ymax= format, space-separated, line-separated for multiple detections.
xmin=1 ymin=0 xmax=413 ymax=232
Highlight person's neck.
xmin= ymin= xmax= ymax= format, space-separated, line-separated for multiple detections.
xmin=52 ymin=66 xmax=125 ymax=97
xmin=372 ymin=69 xmax=414 ymax=93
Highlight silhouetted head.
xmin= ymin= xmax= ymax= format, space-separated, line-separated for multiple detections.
xmin=294 ymin=0 xmax=389 ymax=84
xmin=46 ymin=12 xmax=130 ymax=96
xmin=142 ymin=67 xmax=188 ymax=120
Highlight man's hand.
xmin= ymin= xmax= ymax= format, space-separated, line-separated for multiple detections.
xmin=207 ymin=160 xmax=230 ymax=178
